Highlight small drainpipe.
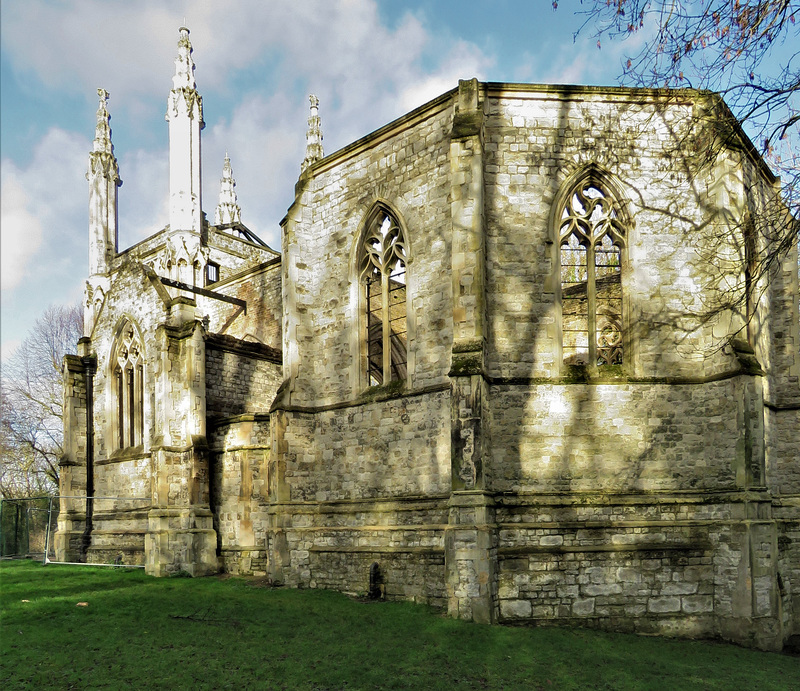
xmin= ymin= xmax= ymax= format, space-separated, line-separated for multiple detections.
xmin=80 ymin=346 xmax=96 ymax=561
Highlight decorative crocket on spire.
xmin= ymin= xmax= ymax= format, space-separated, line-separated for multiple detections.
xmin=173 ymin=26 xmax=196 ymax=90
xmin=88 ymin=88 xmax=120 ymax=182
xmin=215 ymin=153 xmax=241 ymax=225
xmin=92 ymin=88 xmax=115 ymax=156
xmin=301 ymin=94 xmax=324 ymax=173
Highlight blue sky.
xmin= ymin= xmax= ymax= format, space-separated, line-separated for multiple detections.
xmin=0 ymin=0 xmax=645 ymax=358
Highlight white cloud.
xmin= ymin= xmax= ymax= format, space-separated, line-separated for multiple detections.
xmin=1 ymin=0 xmax=496 ymax=347
xmin=0 ymin=172 xmax=43 ymax=292
xmin=0 ymin=128 xmax=87 ymax=309
xmin=117 ymin=149 xmax=169 ymax=247
xmin=204 ymin=91 xmax=304 ymax=248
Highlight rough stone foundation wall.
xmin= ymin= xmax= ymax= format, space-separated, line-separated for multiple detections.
xmin=268 ymin=497 xmax=449 ymax=606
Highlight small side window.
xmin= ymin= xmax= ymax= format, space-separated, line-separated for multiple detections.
xmin=206 ymin=262 xmax=220 ymax=285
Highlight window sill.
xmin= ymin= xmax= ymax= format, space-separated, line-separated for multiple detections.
xmin=99 ymin=445 xmax=149 ymax=465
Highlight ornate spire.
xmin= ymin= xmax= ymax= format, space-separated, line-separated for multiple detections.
xmin=301 ymin=94 xmax=324 ymax=173
xmin=215 ymin=153 xmax=241 ymax=225
xmin=88 ymin=88 xmax=119 ymax=181
xmin=172 ymin=26 xmax=196 ymax=90
xmin=167 ymin=25 xmax=204 ymax=237
xmin=87 ymin=88 xmax=120 ymax=279
xmin=92 ymin=88 xmax=115 ymax=156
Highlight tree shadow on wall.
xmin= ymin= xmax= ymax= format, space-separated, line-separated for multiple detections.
xmin=487 ymin=87 xmax=796 ymax=602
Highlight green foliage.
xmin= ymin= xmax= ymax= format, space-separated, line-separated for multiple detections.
xmin=2 ymin=561 xmax=798 ymax=690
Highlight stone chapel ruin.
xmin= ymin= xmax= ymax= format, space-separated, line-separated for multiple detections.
xmin=56 ymin=27 xmax=800 ymax=650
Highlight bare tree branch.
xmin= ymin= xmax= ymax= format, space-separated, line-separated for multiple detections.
xmin=1 ymin=304 xmax=82 ymax=498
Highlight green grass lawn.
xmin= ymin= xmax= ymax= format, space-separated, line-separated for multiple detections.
xmin=1 ymin=560 xmax=797 ymax=690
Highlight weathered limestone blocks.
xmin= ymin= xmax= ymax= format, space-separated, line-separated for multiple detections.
xmin=446 ymin=492 xmax=498 ymax=623
xmin=145 ymin=507 xmax=217 ymax=576
xmin=145 ymin=299 xmax=218 ymax=576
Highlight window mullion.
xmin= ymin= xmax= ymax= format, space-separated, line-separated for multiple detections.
xmin=381 ymin=271 xmax=390 ymax=383
xmin=127 ymin=367 xmax=135 ymax=447
xmin=116 ymin=368 xmax=124 ymax=450
xmin=587 ymin=243 xmax=597 ymax=367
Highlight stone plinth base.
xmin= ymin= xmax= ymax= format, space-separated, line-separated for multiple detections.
xmin=145 ymin=507 xmax=218 ymax=576
xmin=445 ymin=491 xmax=498 ymax=624
xmin=53 ymin=512 xmax=86 ymax=563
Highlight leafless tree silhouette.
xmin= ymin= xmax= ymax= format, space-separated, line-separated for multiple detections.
xmin=1 ymin=304 xmax=83 ymax=497
xmin=555 ymin=1 xmax=799 ymax=343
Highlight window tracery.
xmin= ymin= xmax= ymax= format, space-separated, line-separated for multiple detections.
xmin=559 ymin=179 xmax=626 ymax=367
xmin=112 ymin=321 xmax=144 ymax=449
xmin=359 ymin=207 xmax=408 ymax=386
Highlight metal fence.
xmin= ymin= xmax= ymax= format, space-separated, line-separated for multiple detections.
xmin=1 ymin=495 xmax=149 ymax=568
xmin=0 ymin=496 xmax=55 ymax=559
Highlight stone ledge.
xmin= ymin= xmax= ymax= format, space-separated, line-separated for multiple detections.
xmin=497 ymin=519 xmax=773 ymax=529
xmin=498 ymin=543 xmax=710 ymax=555
xmin=271 ymin=383 xmax=450 ymax=414
xmin=208 ymin=413 xmax=271 ymax=429
xmin=99 ymin=447 xmax=150 ymax=465
xmin=206 ymin=333 xmax=281 ymax=362
xmin=495 ymin=488 xmax=773 ymax=506
xmin=268 ymin=494 xmax=449 ymax=513
xmin=309 ymin=546 xmax=444 ymax=555
xmin=287 ymin=525 xmax=447 ymax=532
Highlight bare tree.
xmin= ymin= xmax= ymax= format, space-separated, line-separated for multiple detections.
xmin=555 ymin=1 xmax=799 ymax=343
xmin=0 ymin=304 xmax=83 ymax=498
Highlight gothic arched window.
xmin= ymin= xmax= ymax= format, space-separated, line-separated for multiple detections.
xmin=359 ymin=206 xmax=408 ymax=386
xmin=111 ymin=321 xmax=145 ymax=449
xmin=559 ymin=177 xmax=627 ymax=367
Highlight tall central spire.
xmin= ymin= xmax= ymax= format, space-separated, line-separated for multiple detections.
xmin=167 ymin=25 xmax=204 ymax=240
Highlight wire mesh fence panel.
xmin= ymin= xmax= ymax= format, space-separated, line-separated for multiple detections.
xmin=0 ymin=497 xmax=53 ymax=559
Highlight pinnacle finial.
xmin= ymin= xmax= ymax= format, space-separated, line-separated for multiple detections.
xmin=92 ymin=88 xmax=114 ymax=155
xmin=215 ymin=154 xmax=241 ymax=225
xmin=173 ymin=25 xmax=196 ymax=90
xmin=301 ymin=93 xmax=324 ymax=173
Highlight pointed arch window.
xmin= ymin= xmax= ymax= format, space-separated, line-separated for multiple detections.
xmin=359 ymin=206 xmax=408 ymax=386
xmin=559 ymin=178 xmax=626 ymax=367
xmin=112 ymin=322 xmax=145 ymax=449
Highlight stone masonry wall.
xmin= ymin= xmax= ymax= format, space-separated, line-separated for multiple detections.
xmin=269 ymin=497 xmax=449 ymax=606
xmin=285 ymin=95 xmax=455 ymax=406
xmin=280 ymin=391 xmax=451 ymax=502
xmin=483 ymin=88 xmax=741 ymax=381
xmin=205 ymin=336 xmax=282 ymax=418
xmin=208 ymin=416 xmax=271 ymax=575
xmin=487 ymin=380 xmax=742 ymax=493
xmin=201 ymin=260 xmax=283 ymax=350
